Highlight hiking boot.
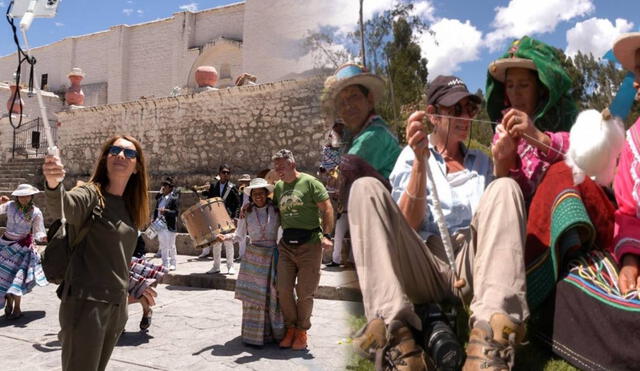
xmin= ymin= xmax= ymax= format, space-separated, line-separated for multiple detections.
xmin=292 ymin=329 xmax=308 ymax=351
xmin=352 ymin=317 xmax=386 ymax=360
xmin=377 ymin=320 xmax=426 ymax=371
xmin=463 ymin=313 xmax=525 ymax=371
xmin=279 ymin=327 xmax=296 ymax=348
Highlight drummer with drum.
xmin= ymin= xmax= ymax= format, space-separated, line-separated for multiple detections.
xmin=153 ymin=177 xmax=180 ymax=271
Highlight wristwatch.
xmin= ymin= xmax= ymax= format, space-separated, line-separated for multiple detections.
xmin=323 ymin=233 xmax=332 ymax=240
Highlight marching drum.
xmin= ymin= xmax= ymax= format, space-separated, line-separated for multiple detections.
xmin=181 ymin=197 xmax=235 ymax=247
xmin=144 ymin=217 xmax=167 ymax=240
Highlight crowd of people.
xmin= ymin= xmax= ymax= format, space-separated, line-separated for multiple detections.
xmin=339 ymin=32 xmax=640 ymax=371
xmin=0 ymin=30 xmax=639 ymax=371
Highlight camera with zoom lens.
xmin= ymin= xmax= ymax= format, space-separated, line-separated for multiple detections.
xmin=417 ymin=303 xmax=465 ymax=370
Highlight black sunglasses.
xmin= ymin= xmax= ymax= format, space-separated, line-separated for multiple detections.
xmin=108 ymin=145 xmax=138 ymax=159
xmin=439 ymin=102 xmax=480 ymax=118
xmin=220 ymin=170 xmax=230 ymax=175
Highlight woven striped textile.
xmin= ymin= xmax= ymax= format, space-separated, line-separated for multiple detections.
xmin=128 ymin=257 xmax=168 ymax=299
xmin=235 ymin=244 xmax=284 ymax=345
xmin=0 ymin=235 xmax=48 ymax=308
xmin=534 ymin=250 xmax=640 ymax=370
xmin=524 ymin=162 xmax=614 ymax=310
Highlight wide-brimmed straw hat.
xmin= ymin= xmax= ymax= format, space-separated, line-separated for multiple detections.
xmin=488 ymin=57 xmax=537 ymax=83
xmin=11 ymin=184 xmax=39 ymax=197
xmin=613 ymin=32 xmax=640 ymax=72
xmin=243 ymin=178 xmax=274 ymax=196
xmin=238 ymin=174 xmax=251 ymax=183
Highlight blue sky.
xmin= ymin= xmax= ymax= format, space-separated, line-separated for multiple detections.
xmin=0 ymin=0 xmax=638 ymax=93
xmin=0 ymin=1 xmax=236 ymax=56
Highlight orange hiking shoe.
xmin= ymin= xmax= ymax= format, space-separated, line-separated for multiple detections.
xmin=279 ymin=327 xmax=296 ymax=348
xmin=292 ymin=329 xmax=308 ymax=351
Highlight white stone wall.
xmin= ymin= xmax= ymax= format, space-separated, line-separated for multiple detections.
xmin=54 ymin=78 xmax=325 ymax=188
xmin=0 ymin=3 xmax=246 ymax=106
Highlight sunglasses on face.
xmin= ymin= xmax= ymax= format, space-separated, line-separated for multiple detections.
xmin=220 ymin=170 xmax=230 ymax=175
xmin=108 ymin=145 xmax=138 ymax=159
xmin=439 ymin=102 xmax=480 ymax=118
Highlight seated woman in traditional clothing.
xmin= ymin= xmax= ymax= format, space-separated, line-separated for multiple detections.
xmin=611 ymin=32 xmax=640 ymax=294
xmin=217 ymin=178 xmax=284 ymax=346
xmin=0 ymin=184 xmax=48 ymax=320
xmin=487 ymin=36 xmax=577 ymax=203
xmin=487 ymin=36 xmax=615 ymax=310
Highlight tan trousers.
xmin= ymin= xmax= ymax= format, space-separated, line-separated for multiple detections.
xmin=277 ymin=240 xmax=323 ymax=330
xmin=348 ymin=177 xmax=529 ymax=330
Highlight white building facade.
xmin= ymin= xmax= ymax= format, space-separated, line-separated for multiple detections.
xmin=0 ymin=0 xmax=320 ymax=107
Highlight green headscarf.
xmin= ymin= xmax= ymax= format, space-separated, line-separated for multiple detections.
xmin=485 ymin=36 xmax=578 ymax=132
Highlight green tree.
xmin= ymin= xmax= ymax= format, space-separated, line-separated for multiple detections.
xmin=562 ymin=50 xmax=640 ymax=128
xmin=386 ymin=18 xmax=428 ymax=109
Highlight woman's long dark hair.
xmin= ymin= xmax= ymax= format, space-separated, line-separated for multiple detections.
xmin=89 ymin=135 xmax=150 ymax=229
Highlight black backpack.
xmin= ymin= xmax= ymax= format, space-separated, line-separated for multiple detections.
xmin=41 ymin=202 xmax=103 ymax=285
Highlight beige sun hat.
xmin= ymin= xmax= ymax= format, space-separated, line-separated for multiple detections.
xmin=243 ymin=178 xmax=274 ymax=196
xmin=488 ymin=57 xmax=537 ymax=83
xmin=11 ymin=184 xmax=40 ymax=197
xmin=67 ymin=67 xmax=85 ymax=78
xmin=238 ymin=174 xmax=251 ymax=183
xmin=613 ymin=32 xmax=640 ymax=72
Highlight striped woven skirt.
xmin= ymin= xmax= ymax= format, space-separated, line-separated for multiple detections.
xmin=0 ymin=235 xmax=48 ymax=308
xmin=234 ymin=244 xmax=284 ymax=345
xmin=128 ymin=257 xmax=168 ymax=299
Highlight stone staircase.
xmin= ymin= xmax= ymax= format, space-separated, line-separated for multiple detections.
xmin=0 ymin=157 xmax=44 ymax=191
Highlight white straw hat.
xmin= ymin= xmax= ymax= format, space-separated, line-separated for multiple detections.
xmin=11 ymin=184 xmax=40 ymax=196
xmin=243 ymin=178 xmax=274 ymax=196
xmin=613 ymin=32 xmax=640 ymax=72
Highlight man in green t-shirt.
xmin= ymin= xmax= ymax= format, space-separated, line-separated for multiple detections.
xmin=271 ymin=149 xmax=334 ymax=351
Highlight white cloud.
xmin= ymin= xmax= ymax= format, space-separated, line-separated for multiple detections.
xmin=122 ymin=8 xmax=134 ymax=16
xmin=410 ymin=1 xmax=435 ymax=23
xmin=304 ymin=0 xmax=482 ymax=77
xmin=0 ymin=2 xmax=5 ymax=7
xmin=127 ymin=0 xmax=133 ymax=3
xmin=565 ymin=17 xmax=634 ymax=57
xmin=137 ymin=9 xmax=143 ymax=15
xmin=485 ymin=0 xmax=594 ymax=51
xmin=417 ymin=18 xmax=483 ymax=78
xmin=54 ymin=22 xmax=64 ymax=27
xmin=302 ymin=0 xmax=394 ymax=34
xmin=179 ymin=3 xmax=198 ymax=12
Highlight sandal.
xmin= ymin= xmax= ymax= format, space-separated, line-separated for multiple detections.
xmin=139 ymin=309 xmax=152 ymax=331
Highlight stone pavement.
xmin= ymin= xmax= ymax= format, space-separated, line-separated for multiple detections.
xmin=153 ymin=253 xmax=361 ymax=302
xmin=0 ymin=284 xmax=364 ymax=371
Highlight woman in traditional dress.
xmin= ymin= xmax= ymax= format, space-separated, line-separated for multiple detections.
xmin=0 ymin=183 xmax=48 ymax=320
xmin=611 ymin=32 xmax=640 ymax=294
xmin=218 ymin=177 xmax=284 ymax=346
